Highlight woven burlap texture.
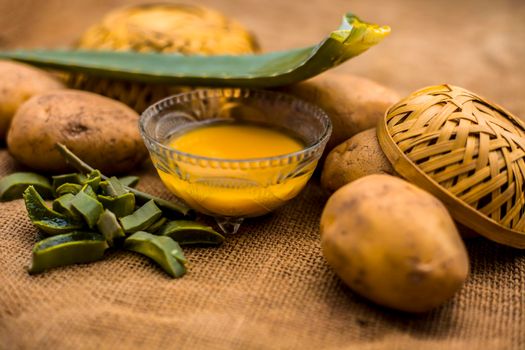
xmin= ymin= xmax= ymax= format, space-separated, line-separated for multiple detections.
xmin=0 ymin=148 xmax=524 ymax=350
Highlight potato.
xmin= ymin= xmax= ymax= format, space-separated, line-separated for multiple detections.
xmin=321 ymin=128 xmax=395 ymax=192
xmin=0 ymin=60 xmax=66 ymax=140
xmin=280 ymin=72 xmax=399 ymax=152
xmin=7 ymin=90 xmax=147 ymax=175
xmin=320 ymin=174 xmax=469 ymax=313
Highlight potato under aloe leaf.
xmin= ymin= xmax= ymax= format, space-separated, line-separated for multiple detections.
xmin=0 ymin=13 xmax=390 ymax=87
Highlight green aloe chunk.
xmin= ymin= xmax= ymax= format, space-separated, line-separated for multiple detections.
xmin=147 ymin=217 xmax=167 ymax=233
xmin=83 ymin=170 xmax=101 ymax=192
xmin=0 ymin=14 xmax=389 ymax=87
xmin=120 ymin=200 xmax=162 ymax=233
xmin=55 ymin=183 xmax=82 ymax=196
xmin=97 ymin=209 xmax=125 ymax=246
xmin=124 ymin=231 xmax=186 ymax=278
xmin=23 ymin=186 xmax=84 ymax=235
xmin=52 ymin=193 xmax=81 ymax=219
xmin=100 ymin=176 xmax=127 ymax=197
xmin=81 ymin=183 xmax=97 ymax=199
xmin=0 ymin=172 xmax=52 ymax=201
xmin=71 ymin=190 xmax=104 ymax=229
xmin=52 ymin=173 xmax=85 ymax=191
xmin=28 ymin=231 xmax=108 ymax=275
xmin=118 ymin=176 xmax=140 ymax=188
xmin=158 ymin=220 xmax=225 ymax=246
xmin=56 ymin=143 xmax=193 ymax=218
xmin=97 ymin=193 xmax=135 ymax=218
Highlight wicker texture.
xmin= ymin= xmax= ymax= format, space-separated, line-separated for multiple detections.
xmin=378 ymin=84 xmax=525 ymax=248
xmin=69 ymin=4 xmax=260 ymax=112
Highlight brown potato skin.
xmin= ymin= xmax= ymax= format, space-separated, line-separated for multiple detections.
xmin=320 ymin=174 xmax=469 ymax=313
xmin=321 ymin=128 xmax=395 ymax=192
xmin=7 ymin=90 xmax=147 ymax=175
xmin=280 ymin=72 xmax=400 ymax=153
xmin=0 ymin=60 xmax=66 ymax=140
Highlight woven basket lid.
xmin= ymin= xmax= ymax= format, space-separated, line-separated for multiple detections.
xmin=377 ymin=84 xmax=525 ymax=248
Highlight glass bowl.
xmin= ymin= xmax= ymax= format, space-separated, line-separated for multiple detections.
xmin=139 ymin=88 xmax=332 ymax=233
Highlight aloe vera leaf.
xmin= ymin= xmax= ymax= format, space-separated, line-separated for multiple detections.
xmin=124 ymin=231 xmax=186 ymax=278
xmin=0 ymin=14 xmax=389 ymax=87
xmin=0 ymin=172 xmax=53 ymax=201
xmin=52 ymin=173 xmax=85 ymax=191
xmin=118 ymin=176 xmax=140 ymax=188
xmin=83 ymin=170 xmax=101 ymax=192
xmin=97 ymin=209 xmax=125 ymax=246
xmin=55 ymin=183 xmax=82 ymax=197
xmin=71 ymin=190 xmax=104 ymax=229
xmin=53 ymin=193 xmax=81 ymax=219
xmin=23 ymin=186 xmax=84 ymax=235
xmin=56 ymin=143 xmax=193 ymax=218
xmin=157 ymin=220 xmax=225 ymax=246
xmin=120 ymin=200 xmax=162 ymax=233
xmin=147 ymin=217 xmax=167 ymax=234
xmin=28 ymin=231 xmax=108 ymax=275
xmin=100 ymin=176 xmax=127 ymax=197
xmin=97 ymin=193 xmax=135 ymax=218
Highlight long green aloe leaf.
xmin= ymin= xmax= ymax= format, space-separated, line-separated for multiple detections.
xmin=0 ymin=13 xmax=389 ymax=87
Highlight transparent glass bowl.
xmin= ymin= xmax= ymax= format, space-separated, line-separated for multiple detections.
xmin=140 ymin=88 xmax=332 ymax=233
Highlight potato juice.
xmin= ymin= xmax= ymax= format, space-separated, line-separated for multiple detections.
xmin=156 ymin=120 xmax=315 ymax=217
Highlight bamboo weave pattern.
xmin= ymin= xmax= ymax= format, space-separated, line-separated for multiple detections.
xmin=379 ymin=84 xmax=525 ymax=246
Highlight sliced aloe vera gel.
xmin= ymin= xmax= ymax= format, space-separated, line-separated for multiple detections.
xmin=158 ymin=221 xmax=225 ymax=246
xmin=125 ymin=231 xmax=186 ymax=278
xmin=97 ymin=209 xmax=125 ymax=246
xmin=0 ymin=172 xmax=53 ymax=201
xmin=28 ymin=231 xmax=108 ymax=274
xmin=120 ymin=200 xmax=162 ymax=233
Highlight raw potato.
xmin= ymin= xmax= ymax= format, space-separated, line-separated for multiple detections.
xmin=320 ymin=174 xmax=469 ymax=313
xmin=321 ymin=128 xmax=395 ymax=192
xmin=7 ymin=90 xmax=147 ymax=175
xmin=280 ymin=72 xmax=400 ymax=152
xmin=0 ymin=60 xmax=66 ymax=140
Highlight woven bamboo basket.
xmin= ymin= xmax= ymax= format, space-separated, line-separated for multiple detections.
xmin=377 ymin=84 xmax=525 ymax=248
xmin=69 ymin=3 xmax=260 ymax=112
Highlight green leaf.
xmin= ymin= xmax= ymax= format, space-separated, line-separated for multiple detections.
xmin=0 ymin=13 xmax=389 ymax=87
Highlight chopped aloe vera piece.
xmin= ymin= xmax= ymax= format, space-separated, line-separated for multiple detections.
xmin=71 ymin=190 xmax=104 ymax=229
xmin=118 ymin=176 xmax=140 ymax=188
xmin=0 ymin=172 xmax=52 ymax=201
xmin=97 ymin=193 xmax=135 ymax=218
xmin=83 ymin=170 xmax=101 ymax=192
xmin=120 ymin=200 xmax=162 ymax=233
xmin=125 ymin=231 xmax=186 ymax=278
xmin=147 ymin=217 xmax=167 ymax=234
xmin=56 ymin=143 xmax=193 ymax=218
xmin=23 ymin=186 xmax=83 ymax=235
xmin=52 ymin=173 xmax=85 ymax=191
xmin=55 ymin=183 xmax=82 ymax=196
xmin=97 ymin=209 xmax=125 ymax=246
xmin=28 ymin=231 xmax=108 ymax=275
xmin=52 ymin=193 xmax=80 ymax=219
xmin=158 ymin=220 xmax=225 ymax=246
xmin=80 ymin=183 xmax=97 ymax=199
xmin=100 ymin=176 xmax=127 ymax=197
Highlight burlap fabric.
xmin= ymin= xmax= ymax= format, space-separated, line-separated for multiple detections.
xmin=0 ymin=147 xmax=524 ymax=350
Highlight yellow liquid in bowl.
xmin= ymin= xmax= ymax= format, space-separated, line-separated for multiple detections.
xmin=156 ymin=121 xmax=316 ymax=217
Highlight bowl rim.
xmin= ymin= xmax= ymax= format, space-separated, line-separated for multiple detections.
xmin=139 ymin=88 xmax=332 ymax=164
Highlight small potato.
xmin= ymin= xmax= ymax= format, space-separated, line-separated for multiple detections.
xmin=0 ymin=60 xmax=66 ymax=139
xmin=7 ymin=90 xmax=147 ymax=175
xmin=321 ymin=128 xmax=395 ymax=192
xmin=320 ymin=174 xmax=469 ymax=313
xmin=280 ymin=72 xmax=399 ymax=152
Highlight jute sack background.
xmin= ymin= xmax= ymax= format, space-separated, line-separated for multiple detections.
xmin=1 ymin=0 xmax=525 ymax=349
xmin=1 ymin=149 xmax=525 ymax=350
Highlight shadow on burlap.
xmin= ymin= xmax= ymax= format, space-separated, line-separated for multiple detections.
xmin=0 ymin=149 xmax=524 ymax=350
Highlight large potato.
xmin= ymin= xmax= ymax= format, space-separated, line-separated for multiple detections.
xmin=7 ymin=90 xmax=147 ymax=175
xmin=280 ymin=72 xmax=399 ymax=152
xmin=320 ymin=174 xmax=469 ymax=313
xmin=321 ymin=128 xmax=395 ymax=192
xmin=0 ymin=60 xmax=66 ymax=140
